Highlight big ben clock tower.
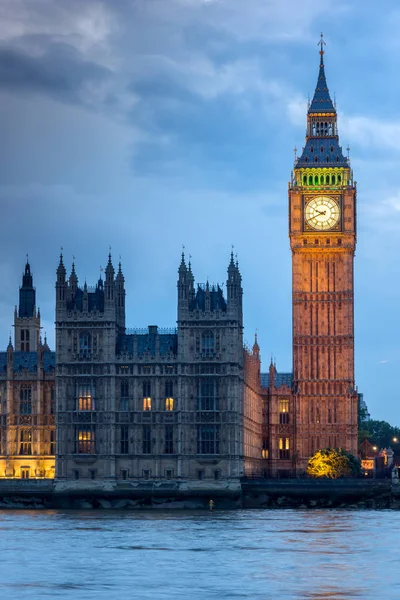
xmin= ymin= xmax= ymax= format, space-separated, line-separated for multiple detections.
xmin=289 ymin=36 xmax=358 ymax=467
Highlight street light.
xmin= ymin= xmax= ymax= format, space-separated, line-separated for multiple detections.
xmin=393 ymin=437 xmax=398 ymax=443
xmin=373 ymin=446 xmax=378 ymax=451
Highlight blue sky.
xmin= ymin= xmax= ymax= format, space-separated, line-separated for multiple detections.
xmin=1 ymin=0 xmax=399 ymax=422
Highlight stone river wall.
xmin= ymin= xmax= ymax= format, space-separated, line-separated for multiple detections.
xmin=0 ymin=478 xmax=397 ymax=509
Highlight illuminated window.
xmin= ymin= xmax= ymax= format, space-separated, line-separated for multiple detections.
xmin=143 ymin=381 xmax=151 ymax=410
xmin=120 ymin=425 xmax=129 ymax=454
xmin=19 ymin=430 xmax=32 ymax=455
xmin=197 ymin=425 xmax=220 ymax=454
xmin=50 ymin=430 xmax=56 ymax=455
xmin=143 ymin=397 xmax=152 ymax=411
xmin=165 ymin=397 xmax=174 ymax=411
xmin=77 ymin=428 xmax=95 ymax=454
xmin=165 ymin=425 xmax=174 ymax=454
xmin=77 ymin=384 xmax=93 ymax=411
xmin=197 ymin=379 xmax=219 ymax=411
xmin=279 ymin=399 xmax=290 ymax=424
xmin=201 ymin=331 xmax=214 ymax=355
xmin=165 ymin=380 xmax=174 ymax=410
xmin=262 ymin=439 xmax=269 ymax=459
xmin=142 ymin=425 xmax=151 ymax=454
xmin=279 ymin=437 xmax=290 ymax=459
xmin=20 ymin=387 xmax=32 ymax=415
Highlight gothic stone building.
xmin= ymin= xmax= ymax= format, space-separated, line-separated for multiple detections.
xmin=54 ymin=252 xmax=263 ymax=481
xmin=0 ymin=43 xmax=358 ymax=481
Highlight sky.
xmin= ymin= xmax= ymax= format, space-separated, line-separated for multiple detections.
xmin=1 ymin=0 xmax=400 ymax=422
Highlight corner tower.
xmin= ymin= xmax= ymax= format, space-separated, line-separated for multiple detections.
xmin=14 ymin=259 xmax=40 ymax=352
xmin=289 ymin=37 xmax=358 ymax=467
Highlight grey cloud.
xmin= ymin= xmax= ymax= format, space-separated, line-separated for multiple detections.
xmin=0 ymin=42 xmax=111 ymax=104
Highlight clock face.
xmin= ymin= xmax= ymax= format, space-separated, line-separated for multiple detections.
xmin=305 ymin=196 xmax=340 ymax=231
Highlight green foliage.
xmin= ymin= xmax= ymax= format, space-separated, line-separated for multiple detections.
xmin=359 ymin=419 xmax=400 ymax=449
xmin=307 ymin=447 xmax=362 ymax=479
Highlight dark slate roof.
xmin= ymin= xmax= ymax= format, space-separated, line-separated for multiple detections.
xmin=66 ymin=281 xmax=105 ymax=312
xmin=190 ymin=285 xmax=227 ymax=312
xmin=296 ymin=137 xmax=348 ymax=169
xmin=0 ymin=352 xmax=6 ymax=373
xmin=3 ymin=351 xmax=56 ymax=373
xmin=117 ymin=333 xmax=178 ymax=357
xmin=261 ymin=372 xmax=293 ymax=389
xmin=309 ymin=54 xmax=335 ymax=114
xmin=43 ymin=352 xmax=56 ymax=372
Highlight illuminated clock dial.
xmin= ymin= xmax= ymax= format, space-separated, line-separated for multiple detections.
xmin=305 ymin=196 xmax=340 ymax=231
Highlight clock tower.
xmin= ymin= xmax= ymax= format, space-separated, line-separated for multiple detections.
xmin=289 ymin=38 xmax=358 ymax=467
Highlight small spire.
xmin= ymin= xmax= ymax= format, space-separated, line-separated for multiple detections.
xmin=309 ymin=33 xmax=335 ymax=114
xmin=318 ymin=32 xmax=326 ymax=63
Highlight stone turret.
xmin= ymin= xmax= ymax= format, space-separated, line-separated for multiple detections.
xmin=14 ymin=259 xmax=40 ymax=352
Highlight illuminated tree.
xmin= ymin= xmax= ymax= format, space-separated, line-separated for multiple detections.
xmin=307 ymin=448 xmax=361 ymax=479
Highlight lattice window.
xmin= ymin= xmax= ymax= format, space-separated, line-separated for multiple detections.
xmin=77 ymin=383 xmax=94 ymax=411
xmin=201 ymin=330 xmax=214 ymax=355
xmin=142 ymin=425 xmax=151 ymax=454
xmin=50 ymin=429 xmax=56 ymax=455
xmin=197 ymin=425 xmax=220 ymax=454
xmin=165 ymin=380 xmax=174 ymax=411
xmin=279 ymin=437 xmax=290 ymax=459
xmin=19 ymin=387 xmax=32 ymax=415
xmin=165 ymin=426 xmax=174 ymax=454
xmin=120 ymin=425 xmax=129 ymax=454
xmin=76 ymin=427 xmax=96 ymax=454
xmin=19 ymin=429 xmax=32 ymax=455
xmin=279 ymin=399 xmax=290 ymax=424
xmin=197 ymin=379 xmax=219 ymax=411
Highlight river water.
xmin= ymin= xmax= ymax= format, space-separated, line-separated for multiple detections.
xmin=0 ymin=509 xmax=398 ymax=599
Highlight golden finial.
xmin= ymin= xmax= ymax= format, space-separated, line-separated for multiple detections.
xmin=318 ymin=32 xmax=326 ymax=56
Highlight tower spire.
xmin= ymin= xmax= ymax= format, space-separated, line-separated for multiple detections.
xmin=309 ymin=33 xmax=335 ymax=114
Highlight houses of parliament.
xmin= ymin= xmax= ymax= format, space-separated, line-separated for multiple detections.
xmin=0 ymin=43 xmax=359 ymax=483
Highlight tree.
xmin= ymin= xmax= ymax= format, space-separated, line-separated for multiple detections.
xmin=358 ymin=419 xmax=400 ymax=449
xmin=307 ymin=448 xmax=362 ymax=479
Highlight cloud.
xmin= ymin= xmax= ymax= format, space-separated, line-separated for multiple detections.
xmin=0 ymin=42 xmax=112 ymax=106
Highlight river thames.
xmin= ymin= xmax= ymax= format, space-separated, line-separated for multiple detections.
xmin=0 ymin=509 xmax=398 ymax=599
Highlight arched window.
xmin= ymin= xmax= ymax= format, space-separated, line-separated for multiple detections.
xmin=201 ymin=331 xmax=214 ymax=355
xmin=303 ymin=175 xmax=307 ymax=185
xmin=314 ymin=157 xmax=318 ymax=163
xmin=310 ymin=146 xmax=314 ymax=153
xmin=309 ymin=175 xmax=313 ymax=185
xmin=315 ymin=176 xmax=319 ymax=185
xmin=320 ymin=175 xmax=324 ymax=185
xmin=338 ymin=174 xmax=342 ymax=183
xmin=332 ymin=175 xmax=336 ymax=185
xmin=20 ymin=387 xmax=32 ymax=415
xmin=326 ymin=175 xmax=330 ymax=184
xmin=326 ymin=156 xmax=330 ymax=163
